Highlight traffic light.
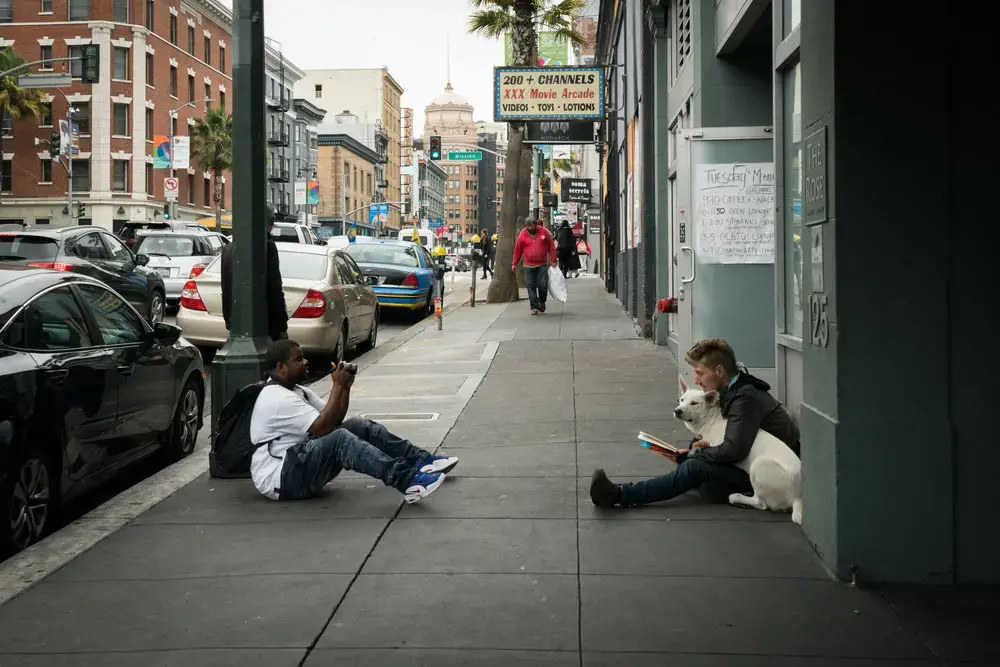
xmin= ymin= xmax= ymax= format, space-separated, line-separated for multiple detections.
xmin=429 ymin=135 xmax=441 ymax=160
xmin=50 ymin=132 xmax=60 ymax=156
xmin=77 ymin=202 xmax=86 ymax=218
xmin=81 ymin=44 xmax=100 ymax=84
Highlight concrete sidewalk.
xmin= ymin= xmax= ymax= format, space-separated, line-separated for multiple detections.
xmin=0 ymin=277 xmax=993 ymax=666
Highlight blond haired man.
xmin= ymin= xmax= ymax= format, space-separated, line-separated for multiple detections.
xmin=590 ymin=338 xmax=800 ymax=508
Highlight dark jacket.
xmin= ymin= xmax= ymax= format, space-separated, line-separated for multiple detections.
xmin=221 ymin=240 xmax=288 ymax=340
xmin=689 ymin=371 xmax=801 ymax=465
xmin=556 ymin=224 xmax=576 ymax=257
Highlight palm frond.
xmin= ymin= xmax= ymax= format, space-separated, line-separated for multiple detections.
xmin=544 ymin=25 xmax=586 ymax=47
xmin=468 ymin=9 xmax=517 ymax=39
xmin=468 ymin=0 xmax=517 ymax=8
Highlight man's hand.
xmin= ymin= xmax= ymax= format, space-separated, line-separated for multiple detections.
xmin=511 ymin=265 xmax=518 ymax=273
xmin=691 ymin=440 xmax=710 ymax=450
xmin=665 ymin=448 xmax=689 ymax=464
xmin=330 ymin=362 xmax=355 ymax=391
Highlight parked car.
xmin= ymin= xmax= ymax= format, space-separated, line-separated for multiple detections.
xmin=117 ymin=220 xmax=209 ymax=249
xmin=0 ymin=227 xmax=167 ymax=324
xmin=176 ymin=243 xmax=378 ymax=362
xmin=343 ymin=239 xmax=441 ymax=319
xmin=0 ymin=267 xmax=204 ymax=555
xmin=271 ymin=222 xmax=321 ymax=245
xmin=133 ymin=230 xmax=229 ymax=306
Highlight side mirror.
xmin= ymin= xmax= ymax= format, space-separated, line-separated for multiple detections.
xmin=150 ymin=321 xmax=182 ymax=345
xmin=135 ymin=253 xmax=150 ymax=266
xmin=365 ymin=275 xmax=378 ymax=285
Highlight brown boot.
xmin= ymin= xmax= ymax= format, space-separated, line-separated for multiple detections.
xmin=590 ymin=468 xmax=622 ymax=508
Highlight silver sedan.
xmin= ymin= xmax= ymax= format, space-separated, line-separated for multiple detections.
xmin=176 ymin=242 xmax=379 ymax=361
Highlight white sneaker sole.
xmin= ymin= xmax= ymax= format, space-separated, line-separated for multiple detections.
xmin=404 ymin=473 xmax=446 ymax=504
xmin=420 ymin=457 xmax=459 ymax=474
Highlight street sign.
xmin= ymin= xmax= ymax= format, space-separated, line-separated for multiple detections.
xmin=523 ymin=120 xmax=595 ymax=144
xmin=163 ymin=177 xmax=179 ymax=201
xmin=18 ymin=73 xmax=73 ymax=89
xmin=447 ymin=151 xmax=482 ymax=161
xmin=562 ymin=178 xmax=592 ymax=204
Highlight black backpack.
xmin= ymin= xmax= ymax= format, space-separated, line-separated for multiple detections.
xmin=209 ymin=381 xmax=267 ymax=478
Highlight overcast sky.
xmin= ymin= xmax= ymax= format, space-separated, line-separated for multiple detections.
xmin=236 ymin=0 xmax=506 ymax=135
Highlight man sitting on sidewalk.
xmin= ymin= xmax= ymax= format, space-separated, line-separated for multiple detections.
xmin=590 ymin=337 xmax=800 ymax=508
xmin=512 ymin=216 xmax=557 ymax=315
xmin=250 ymin=339 xmax=459 ymax=503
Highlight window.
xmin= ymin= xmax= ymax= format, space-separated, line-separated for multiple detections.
xmin=203 ymin=178 xmax=210 ymax=206
xmin=783 ymin=0 xmax=800 ymax=36
xmin=169 ymin=14 xmax=177 ymax=44
xmin=2 ymin=287 xmax=93 ymax=351
xmin=69 ymin=45 xmax=83 ymax=78
xmin=40 ymin=159 xmax=52 ymax=183
xmin=40 ymin=45 xmax=53 ymax=69
xmin=76 ymin=283 xmax=145 ymax=345
xmin=169 ymin=66 xmax=177 ymax=97
xmin=145 ymin=162 xmax=153 ymax=193
xmin=73 ymin=233 xmax=108 ymax=261
xmin=219 ymin=45 xmax=225 ymax=72
xmin=187 ymin=174 xmax=194 ymax=203
xmin=145 ymin=53 xmax=153 ymax=85
xmin=69 ymin=0 xmax=89 ymax=21
xmin=219 ymin=90 xmax=225 ymax=109
xmin=73 ymin=102 xmax=90 ymax=134
xmin=34 ymin=218 xmax=50 ymax=225
xmin=187 ymin=25 xmax=195 ymax=54
xmin=145 ymin=0 xmax=154 ymax=30
xmin=72 ymin=159 xmax=90 ymax=191
xmin=170 ymin=115 xmax=177 ymax=138
xmin=314 ymin=84 xmax=322 ymax=98
xmin=112 ymin=47 xmax=129 ymax=80
xmin=103 ymin=233 xmax=133 ymax=262
xmin=114 ymin=0 xmax=128 ymax=23
xmin=204 ymin=36 xmax=211 ymax=65
xmin=112 ymin=103 xmax=129 ymax=136
xmin=187 ymin=74 xmax=195 ymax=102
xmin=145 ymin=107 xmax=153 ymax=140
xmin=41 ymin=1 xmax=54 ymax=15
xmin=783 ymin=61 xmax=803 ymax=337
xmin=113 ymin=159 xmax=128 ymax=192
xmin=1 ymin=160 xmax=11 ymax=192
xmin=39 ymin=102 xmax=52 ymax=126
xmin=205 ymin=84 xmax=212 ymax=109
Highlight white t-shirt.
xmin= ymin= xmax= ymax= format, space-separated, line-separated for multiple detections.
xmin=249 ymin=382 xmax=326 ymax=500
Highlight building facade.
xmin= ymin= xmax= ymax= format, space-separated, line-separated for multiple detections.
xmin=416 ymin=152 xmax=445 ymax=223
xmin=315 ymin=133 xmax=380 ymax=237
xmin=296 ymin=68 xmax=403 ymax=232
xmin=424 ymin=81 xmax=478 ymax=240
xmin=291 ymin=98 xmax=323 ymax=224
xmin=0 ymin=0 xmax=234 ymax=229
xmin=595 ymin=0 xmax=996 ymax=585
xmin=263 ymin=41 xmax=303 ymax=221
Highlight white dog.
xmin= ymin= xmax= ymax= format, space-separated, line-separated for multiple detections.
xmin=674 ymin=382 xmax=803 ymax=524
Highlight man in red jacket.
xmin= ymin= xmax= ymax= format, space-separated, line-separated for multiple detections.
xmin=512 ymin=216 xmax=557 ymax=314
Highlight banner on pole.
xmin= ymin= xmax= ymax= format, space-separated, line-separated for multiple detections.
xmin=307 ymin=180 xmax=320 ymax=205
xmin=171 ymin=136 xmax=190 ymax=170
xmin=153 ymin=135 xmax=171 ymax=168
xmin=294 ymin=181 xmax=307 ymax=205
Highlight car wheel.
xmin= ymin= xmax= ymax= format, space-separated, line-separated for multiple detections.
xmin=163 ymin=378 xmax=201 ymax=461
xmin=147 ymin=290 xmax=165 ymax=325
xmin=358 ymin=308 xmax=378 ymax=353
xmin=1 ymin=446 xmax=55 ymax=557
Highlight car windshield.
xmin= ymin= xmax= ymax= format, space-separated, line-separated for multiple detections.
xmin=345 ymin=243 xmax=419 ymax=268
xmin=270 ymin=227 xmax=300 ymax=242
xmin=0 ymin=234 xmax=59 ymax=261
xmin=121 ymin=223 xmax=169 ymax=239
xmin=135 ymin=235 xmax=198 ymax=257
xmin=277 ymin=250 xmax=328 ymax=281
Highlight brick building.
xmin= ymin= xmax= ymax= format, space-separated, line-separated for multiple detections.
xmin=315 ymin=133 xmax=380 ymax=237
xmin=0 ymin=0 xmax=234 ymax=229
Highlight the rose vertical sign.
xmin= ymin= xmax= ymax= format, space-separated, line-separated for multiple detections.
xmin=494 ymin=66 xmax=604 ymax=121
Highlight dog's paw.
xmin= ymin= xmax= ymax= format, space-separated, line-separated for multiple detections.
xmin=728 ymin=492 xmax=748 ymax=506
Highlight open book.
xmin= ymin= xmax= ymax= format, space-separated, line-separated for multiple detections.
xmin=638 ymin=431 xmax=679 ymax=459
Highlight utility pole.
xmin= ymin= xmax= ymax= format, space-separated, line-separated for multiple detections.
xmin=211 ymin=0 xmax=269 ymax=428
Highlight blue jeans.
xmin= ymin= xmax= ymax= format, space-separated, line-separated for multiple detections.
xmin=278 ymin=417 xmax=432 ymax=500
xmin=619 ymin=454 xmax=752 ymax=507
xmin=523 ymin=265 xmax=549 ymax=309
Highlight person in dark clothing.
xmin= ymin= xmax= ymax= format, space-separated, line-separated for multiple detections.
xmin=590 ymin=337 xmax=801 ymax=508
xmin=221 ymin=204 xmax=288 ymax=341
xmin=555 ymin=220 xmax=578 ymax=278
xmin=478 ymin=229 xmax=493 ymax=279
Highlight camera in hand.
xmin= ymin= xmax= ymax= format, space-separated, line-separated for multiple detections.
xmin=342 ymin=362 xmax=358 ymax=375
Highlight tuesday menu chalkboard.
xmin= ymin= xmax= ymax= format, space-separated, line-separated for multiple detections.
xmin=694 ymin=163 xmax=776 ymax=264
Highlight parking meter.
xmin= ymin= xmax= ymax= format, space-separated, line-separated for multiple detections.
xmin=431 ymin=246 xmax=447 ymax=329
xmin=469 ymin=234 xmax=482 ymax=308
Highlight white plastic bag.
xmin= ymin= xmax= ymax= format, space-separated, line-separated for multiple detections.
xmin=548 ymin=266 xmax=568 ymax=303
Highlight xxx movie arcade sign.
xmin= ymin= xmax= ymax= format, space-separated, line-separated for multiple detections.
xmin=494 ymin=66 xmax=605 ymax=122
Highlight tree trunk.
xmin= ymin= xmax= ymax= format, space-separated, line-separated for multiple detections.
xmin=487 ymin=125 xmax=523 ymax=303
xmin=212 ymin=170 xmax=224 ymax=232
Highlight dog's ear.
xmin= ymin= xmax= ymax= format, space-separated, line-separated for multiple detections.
xmin=704 ymin=390 xmax=719 ymax=405
xmin=679 ymin=376 xmax=688 ymax=393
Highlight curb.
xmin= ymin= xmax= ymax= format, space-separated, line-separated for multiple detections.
xmin=0 ymin=300 xmax=472 ymax=608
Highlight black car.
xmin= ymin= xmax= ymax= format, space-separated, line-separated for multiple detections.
xmin=0 ymin=268 xmax=205 ymax=555
xmin=0 ymin=226 xmax=167 ymax=324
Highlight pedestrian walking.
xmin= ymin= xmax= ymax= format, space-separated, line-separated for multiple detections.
xmin=221 ymin=203 xmax=288 ymax=341
xmin=512 ymin=216 xmax=557 ymax=315
xmin=555 ymin=220 xmax=579 ymax=278
xmin=479 ymin=228 xmax=494 ymax=279
xmin=576 ymin=236 xmax=592 ymax=275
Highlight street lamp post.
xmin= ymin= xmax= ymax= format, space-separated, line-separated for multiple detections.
xmin=168 ymin=98 xmax=213 ymax=219
xmin=210 ymin=0 xmax=269 ymax=428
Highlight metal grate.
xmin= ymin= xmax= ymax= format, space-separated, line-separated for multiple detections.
xmin=359 ymin=413 xmax=440 ymax=422
xmin=675 ymin=0 xmax=692 ymax=73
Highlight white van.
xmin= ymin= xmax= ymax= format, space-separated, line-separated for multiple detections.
xmin=398 ymin=227 xmax=435 ymax=248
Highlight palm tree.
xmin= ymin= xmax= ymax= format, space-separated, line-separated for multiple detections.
xmin=0 ymin=48 xmax=43 ymax=188
xmin=190 ymin=108 xmax=233 ymax=232
xmin=468 ymin=0 xmax=585 ymax=302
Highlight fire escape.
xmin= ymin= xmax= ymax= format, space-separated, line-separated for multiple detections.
xmin=265 ymin=37 xmax=293 ymax=220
